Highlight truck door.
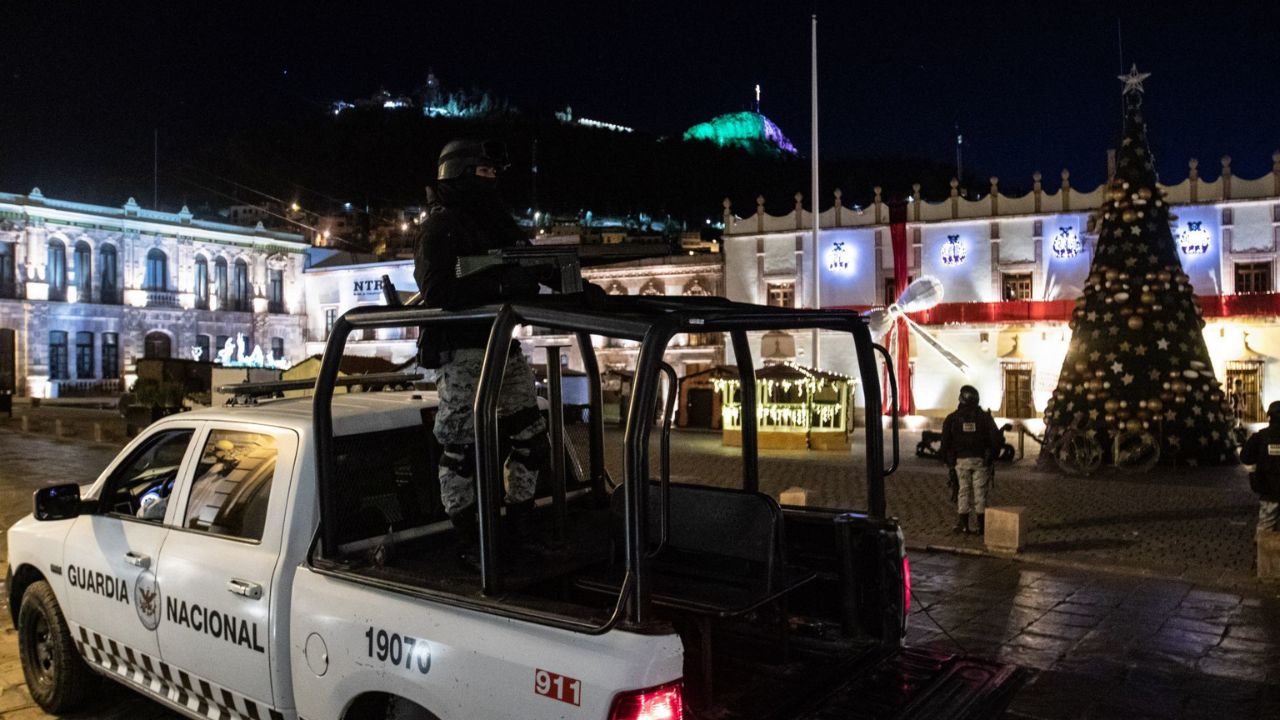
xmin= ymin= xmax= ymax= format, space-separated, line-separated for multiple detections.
xmin=62 ymin=424 xmax=201 ymax=662
xmin=155 ymin=423 xmax=297 ymax=711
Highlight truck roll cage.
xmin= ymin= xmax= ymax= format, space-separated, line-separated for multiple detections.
xmin=312 ymin=295 xmax=897 ymax=631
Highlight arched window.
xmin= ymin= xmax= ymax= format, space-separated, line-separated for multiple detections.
xmin=0 ymin=243 xmax=14 ymax=298
xmin=73 ymin=241 xmax=92 ymax=301
xmin=213 ymin=257 xmax=229 ymax=308
xmin=47 ymin=239 xmax=67 ymax=301
xmin=268 ymin=268 xmax=284 ymax=313
xmin=683 ymin=277 xmax=710 ymax=296
xmin=194 ymin=256 xmax=209 ymax=310
xmin=233 ymin=258 xmax=251 ymax=311
xmin=75 ymin=331 xmax=94 ymax=378
xmin=49 ymin=331 xmax=68 ymax=379
xmin=99 ymin=244 xmax=118 ymax=304
xmin=144 ymin=331 xmax=172 ymax=359
xmin=195 ymin=334 xmax=211 ymax=362
xmin=102 ymin=333 xmax=119 ymax=378
xmin=144 ymin=248 xmax=168 ymax=290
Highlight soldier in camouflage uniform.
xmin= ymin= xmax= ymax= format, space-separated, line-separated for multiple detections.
xmin=434 ymin=348 xmax=546 ymax=517
xmin=414 ymin=139 xmax=549 ymax=568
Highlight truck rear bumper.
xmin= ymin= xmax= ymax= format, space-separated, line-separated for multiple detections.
xmin=793 ymin=646 xmax=1026 ymax=720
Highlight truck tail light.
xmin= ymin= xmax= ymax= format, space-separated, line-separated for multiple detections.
xmin=903 ymin=555 xmax=912 ymax=616
xmin=609 ymin=680 xmax=683 ymax=720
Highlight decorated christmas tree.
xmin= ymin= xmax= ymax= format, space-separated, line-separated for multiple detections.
xmin=1043 ymin=67 xmax=1235 ymax=467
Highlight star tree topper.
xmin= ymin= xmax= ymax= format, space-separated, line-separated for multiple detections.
xmin=1118 ymin=64 xmax=1152 ymax=95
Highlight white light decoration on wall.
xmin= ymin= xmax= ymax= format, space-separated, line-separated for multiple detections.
xmin=1178 ymin=221 xmax=1210 ymax=255
xmin=940 ymin=234 xmax=967 ymax=266
xmin=825 ymin=240 xmax=853 ymax=273
xmin=214 ymin=333 xmax=292 ymax=370
xmin=1051 ymin=226 xmax=1082 ymax=259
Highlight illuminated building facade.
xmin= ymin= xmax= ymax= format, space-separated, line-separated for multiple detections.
xmin=721 ymin=154 xmax=1280 ymax=424
xmin=299 ymin=251 xmax=725 ymax=377
xmin=0 ymin=190 xmax=308 ymax=397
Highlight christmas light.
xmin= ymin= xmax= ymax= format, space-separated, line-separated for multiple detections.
xmin=1178 ymin=221 xmax=1211 ymax=255
xmin=1051 ymin=226 xmax=1082 ymax=259
xmin=825 ymin=241 xmax=854 ymax=273
xmin=941 ymin=235 xmax=967 ymax=266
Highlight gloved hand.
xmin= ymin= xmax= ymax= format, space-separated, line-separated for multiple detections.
xmin=497 ymin=264 xmax=541 ymax=299
xmin=582 ymin=281 xmax=608 ymax=308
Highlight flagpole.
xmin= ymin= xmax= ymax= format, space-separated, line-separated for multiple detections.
xmin=810 ymin=13 xmax=821 ymax=368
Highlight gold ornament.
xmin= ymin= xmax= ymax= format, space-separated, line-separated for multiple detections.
xmin=1127 ymin=315 xmax=1144 ymax=330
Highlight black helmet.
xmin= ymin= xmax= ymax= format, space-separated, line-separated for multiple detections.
xmin=437 ymin=139 xmax=511 ymax=180
xmin=1268 ymin=401 xmax=1280 ymax=423
xmin=959 ymin=385 xmax=980 ymax=406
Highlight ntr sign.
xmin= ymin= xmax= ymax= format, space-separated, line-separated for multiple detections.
xmin=352 ymin=279 xmax=385 ymax=297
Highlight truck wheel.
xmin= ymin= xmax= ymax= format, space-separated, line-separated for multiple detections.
xmin=18 ymin=580 xmax=95 ymax=713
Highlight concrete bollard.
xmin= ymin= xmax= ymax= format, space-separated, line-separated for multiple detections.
xmin=20 ymin=415 xmax=29 ymax=432
xmin=54 ymin=419 xmax=64 ymax=438
xmin=779 ymin=487 xmax=808 ymax=507
xmin=984 ymin=506 xmax=1027 ymax=553
xmin=94 ymin=422 xmax=104 ymax=443
xmin=1259 ymin=533 xmax=1280 ymax=580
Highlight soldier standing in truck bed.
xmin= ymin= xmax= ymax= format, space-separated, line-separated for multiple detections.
xmin=414 ymin=138 xmax=549 ymax=568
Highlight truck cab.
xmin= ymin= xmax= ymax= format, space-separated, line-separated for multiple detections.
xmin=8 ymin=295 xmax=1022 ymax=719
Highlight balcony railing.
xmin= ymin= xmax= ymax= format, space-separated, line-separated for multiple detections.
xmin=54 ymin=378 xmax=123 ymax=397
xmin=146 ymin=290 xmax=181 ymax=308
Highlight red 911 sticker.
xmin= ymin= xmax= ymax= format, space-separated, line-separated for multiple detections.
xmin=535 ymin=668 xmax=582 ymax=706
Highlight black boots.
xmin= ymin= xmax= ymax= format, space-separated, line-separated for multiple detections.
xmin=505 ymin=500 xmax=551 ymax=556
xmin=950 ymin=513 xmax=986 ymax=536
xmin=449 ymin=510 xmax=481 ymax=571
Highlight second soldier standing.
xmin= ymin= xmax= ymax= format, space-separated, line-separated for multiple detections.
xmin=940 ymin=385 xmax=1001 ymax=535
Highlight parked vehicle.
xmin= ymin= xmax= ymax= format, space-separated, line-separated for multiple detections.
xmin=9 ymin=296 xmax=1022 ymax=719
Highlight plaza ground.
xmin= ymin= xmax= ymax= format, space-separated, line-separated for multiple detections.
xmin=0 ymin=412 xmax=1276 ymax=717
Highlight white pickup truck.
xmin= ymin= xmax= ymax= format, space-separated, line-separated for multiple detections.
xmin=8 ymin=297 xmax=1021 ymax=719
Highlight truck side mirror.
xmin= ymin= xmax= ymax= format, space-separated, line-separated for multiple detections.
xmin=33 ymin=484 xmax=83 ymax=521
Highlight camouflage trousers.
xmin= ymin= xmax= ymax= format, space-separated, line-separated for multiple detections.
xmin=435 ymin=348 xmax=548 ymax=516
xmin=954 ymin=457 xmax=991 ymax=516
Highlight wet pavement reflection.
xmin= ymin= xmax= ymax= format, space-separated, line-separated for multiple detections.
xmin=905 ymin=552 xmax=1280 ymax=719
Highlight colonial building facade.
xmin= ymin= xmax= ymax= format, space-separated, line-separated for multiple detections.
xmin=0 ymin=189 xmax=309 ymax=397
xmin=722 ymin=154 xmax=1280 ymax=424
xmin=299 ymin=250 xmax=725 ymax=376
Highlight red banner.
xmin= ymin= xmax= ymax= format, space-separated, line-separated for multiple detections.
xmin=837 ymin=292 xmax=1280 ymax=326
xmin=883 ymin=214 xmax=915 ymax=415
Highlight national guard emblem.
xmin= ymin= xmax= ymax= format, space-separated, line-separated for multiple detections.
xmin=135 ymin=570 xmax=162 ymax=631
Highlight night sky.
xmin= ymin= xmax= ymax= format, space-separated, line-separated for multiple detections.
xmin=2 ymin=1 xmax=1277 ymax=207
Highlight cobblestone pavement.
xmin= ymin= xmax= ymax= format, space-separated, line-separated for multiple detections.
xmin=576 ymin=426 xmax=1267 ymax=590
xmin=907 ymin=552 xmax=1280 ymax=719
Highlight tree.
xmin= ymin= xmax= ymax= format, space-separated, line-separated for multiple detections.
xmin=1043 ymin=67 xmax=1235 ymax=467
